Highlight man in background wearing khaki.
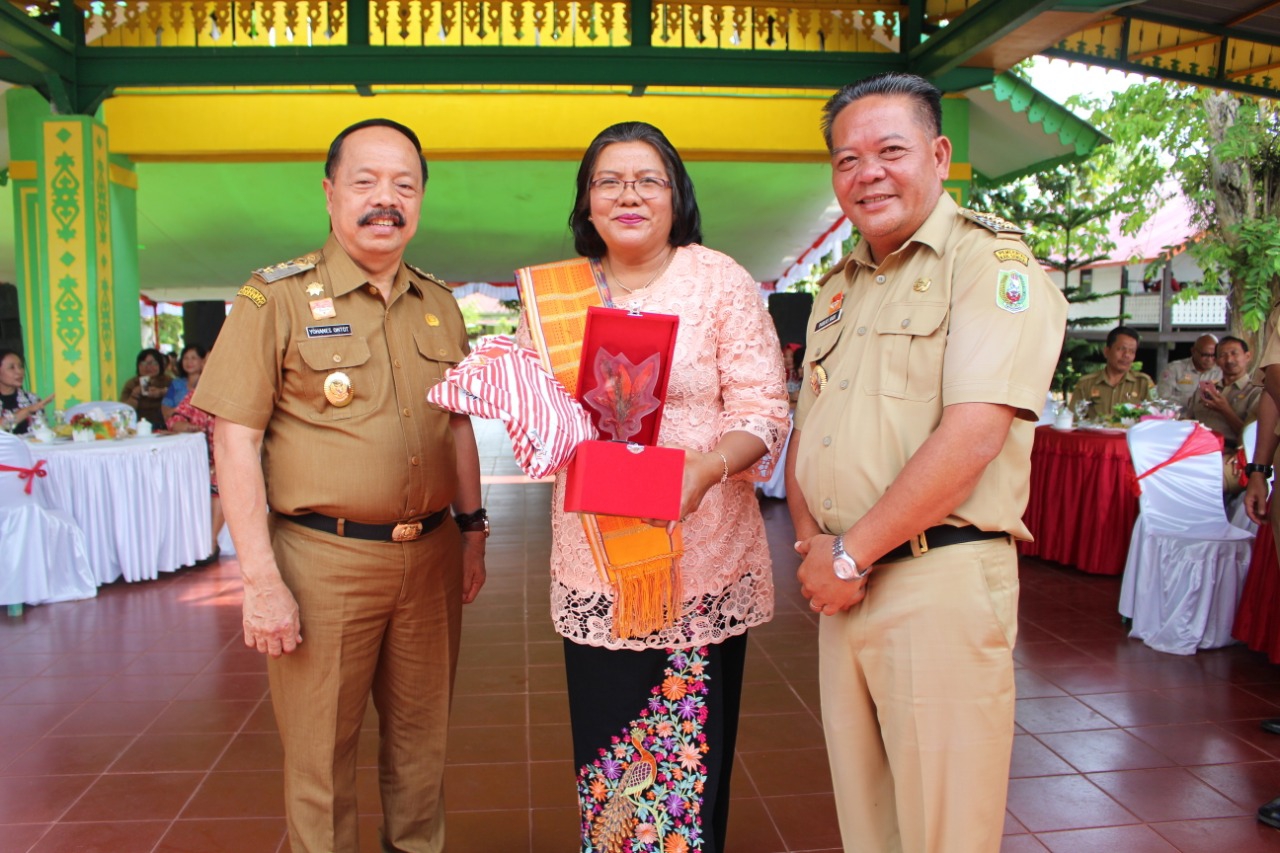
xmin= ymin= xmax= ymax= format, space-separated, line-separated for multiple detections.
xmin=786 ymin=73 xmax=1066 ymax=853
xmin=194 ymin=118 xmax=487 ymax=852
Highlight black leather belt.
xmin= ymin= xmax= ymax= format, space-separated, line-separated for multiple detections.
xmin=879 ymin=525 xmax=1008 ymax=563
xmin=280 ymin=508 xmax=448 ymax=542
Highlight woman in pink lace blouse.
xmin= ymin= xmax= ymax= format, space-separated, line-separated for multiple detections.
xmin=517 ymin=122 xmax=789 ymax=853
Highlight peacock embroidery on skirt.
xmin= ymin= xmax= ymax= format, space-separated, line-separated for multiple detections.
xmin=579 ymin=647 xmax=712 ymax=853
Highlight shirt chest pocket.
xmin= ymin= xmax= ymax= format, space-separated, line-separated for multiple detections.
xmin=864 ymin=302 xmax=949 ymax=401
xmin=296 ymin=337 xmax=374 ymax=421
xmin=415 ymin=328 xmax=467 ymax=408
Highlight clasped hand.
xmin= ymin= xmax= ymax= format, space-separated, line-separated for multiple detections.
xmin=795 ymin=534 xmax=868 ymax=615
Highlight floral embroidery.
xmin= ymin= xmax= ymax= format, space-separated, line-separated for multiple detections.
xmin=579 ymin=647 xmax=712 ymax=852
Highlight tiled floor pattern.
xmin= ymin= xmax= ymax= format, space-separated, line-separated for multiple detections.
xmin=6 ymin=421 xmax=1280 ymax=850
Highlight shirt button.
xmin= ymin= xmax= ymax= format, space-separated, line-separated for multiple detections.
xmin=402 ymin=408 xmax=410 ymax=417
xmin=823 ymin=498 xmax=832 ymax=510
xmin=410 ymin=456 xmax=420 ymax=466
xmin=876 ymin=275 xmax=886 ymax=284
xmin=901 ymin=319 xmax=910 ymax=328
xmin=332 ymin=354 xmax=341 ymax=363
xmin=839 ymin=379 xmax=849 ymax=390
xmin=393 ymin=359 xmax=402 ymax=368
xmin=438 ymin=348 xmax=448 ymax=356
xmin=857 ymin=326 xmax=867 ymax=335
xmin=367 ymin=285 xmax=378 ymax=295
xmin=822 ymin=436 xmax=832 ymax=447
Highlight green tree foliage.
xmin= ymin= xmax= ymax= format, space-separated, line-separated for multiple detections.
xmin=1084 ymin=83 xmax=1280 ymax=335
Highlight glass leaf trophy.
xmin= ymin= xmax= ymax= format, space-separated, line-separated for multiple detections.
xmin=582 ymin=349 xmax=662 ymax=443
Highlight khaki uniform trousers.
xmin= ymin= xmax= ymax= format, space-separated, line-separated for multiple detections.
xmin=819 ymin=537 xmax=1018 ymax=853
xmin=268 ymin=516 xmax=464 ymax=853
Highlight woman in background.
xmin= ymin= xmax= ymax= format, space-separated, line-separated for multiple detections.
xmin=120 ymin=348 xmax=170 ymax=432
xmin=0 ymin=349 xmax=53 ymax=434
xmin=161 ymin=344 xmax=208 ymax=423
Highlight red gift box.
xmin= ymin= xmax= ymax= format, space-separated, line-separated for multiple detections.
xmin=564 ymin=307 xmax=684 ymax=521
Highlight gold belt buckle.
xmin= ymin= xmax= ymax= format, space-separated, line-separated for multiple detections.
xmin=909 ymin=531 xmax=929 ymax=558
xmin=391 ymin=521 xmax=423 ymax=542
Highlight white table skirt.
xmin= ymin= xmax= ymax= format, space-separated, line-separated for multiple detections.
xmin=31 ymin=433 xmax=212 ymax=584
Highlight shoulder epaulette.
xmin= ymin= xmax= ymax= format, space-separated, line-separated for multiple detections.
xmin=408 ymin=263 xmax=452 ymax=290
xmin=253 ymin=252 xmax=319 ymax=283
xmin=958 ymin=208 xmax=1026 ymax=236
xmin=814 ymin=255 xmax=849 ymax=290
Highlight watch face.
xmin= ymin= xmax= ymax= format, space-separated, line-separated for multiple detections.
xmin=833 ymin=554 xmax=858 ymax=581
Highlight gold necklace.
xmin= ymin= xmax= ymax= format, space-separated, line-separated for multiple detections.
xmin=606 ymin=248 xmax=674 ymax=294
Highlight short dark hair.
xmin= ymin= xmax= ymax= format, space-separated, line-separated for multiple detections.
xmin=569 ymin=122 xmax=703 ymax=258
xmin=0 ymin=348 xmax=23 ymax=368
xmin=173 ymin=343 xmax=209 ymax=379
xmin=1106 ymin=326 xmax=1141 ymax=348
xmin=821 ymin=72 xmax=944 ymax=153
xmin=1219 ymin=334 xmax=1249 ymax=353
xmin=136 ymin=348 xmax=166 ymax=374
xmin=325 ymin=118 xmax=429 ymax=185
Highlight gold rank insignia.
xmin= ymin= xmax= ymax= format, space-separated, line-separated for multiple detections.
xmin=810 ymin=364 xmax=828 ymax=396
xmin=994 ymin=248 xmax=1030 ymax=266
xmin=324 ymin=372 xmax=354 ymax=407
xmin=237 ymin=284 xmax=267 ymax=308
xmin=913 ymin=278 xmax=931 ymax=293
xmin=958 ymin=208 xmax=1025 ymax=235
xmin=310 ymin=298 xmax=336 ymax=320
xmin=425 ymin=313 xmax=441 ymax=327
xmin=306 ymin=282 xmax=325 ymax=297
xmin=254 ymin=255 xmax=318 ymax=283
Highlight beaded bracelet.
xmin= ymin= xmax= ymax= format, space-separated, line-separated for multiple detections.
xmin=716 ymin=451 xmax=729 ymax=486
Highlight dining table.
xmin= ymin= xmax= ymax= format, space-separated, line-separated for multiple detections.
xmin=1018 ymin=424 xmax=1139 ymax=575
xmin=29 ymin=432 xmax=212 ymax=585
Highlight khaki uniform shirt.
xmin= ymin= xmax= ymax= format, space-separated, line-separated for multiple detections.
xmin=1070 ymin=369 xmax=1154 ymax=418
xmin=1157 ymin=358 xmax=1221 ymax=408
xmin=193 ymin=235 xmax=469 ymax=524
xmin=793 ymin=193 xmax=1067 ymax=541
xmin=1183 ymin=374 xmax=1261 ymax=448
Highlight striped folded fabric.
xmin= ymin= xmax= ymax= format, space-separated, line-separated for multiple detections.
xmin=427 ymin=336 xmax=597 ymax=479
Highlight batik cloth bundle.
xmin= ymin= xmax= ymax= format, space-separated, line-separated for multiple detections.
xmin=426 ymin=335 xmax=597 ymax=479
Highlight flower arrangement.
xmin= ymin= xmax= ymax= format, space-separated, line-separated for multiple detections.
xmin=1109 ymin=402 xmax=1151 ymax=426
xmin=68 ymin=411 xmax=122 ymax=440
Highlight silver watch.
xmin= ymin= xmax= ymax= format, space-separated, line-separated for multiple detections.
xmin=832 ymin=535 xmax=870 ymax=581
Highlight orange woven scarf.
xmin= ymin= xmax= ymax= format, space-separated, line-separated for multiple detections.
xmin=516 ymin=257 xmax=683 ymax=639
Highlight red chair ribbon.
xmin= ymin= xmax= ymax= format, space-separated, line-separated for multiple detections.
xmin=0 ymin=458 xmax=48 ymax=495
xmin=1130 ymin=423 xmax=1223 ymax=496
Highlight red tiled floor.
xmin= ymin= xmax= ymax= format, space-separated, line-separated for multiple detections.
xmin=10 ymin=420 xmax=1280 ymax=851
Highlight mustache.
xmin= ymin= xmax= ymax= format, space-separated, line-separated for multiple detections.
xmin=357 ymin=208 xmax=406 ymax=227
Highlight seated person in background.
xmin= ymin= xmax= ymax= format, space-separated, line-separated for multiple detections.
xmin=0 ymin=348 xmax=54 ymax=434
xmin=1070 ymin=326 xmax=1154 ymax=419
xmin=161 ymin=344 xmax=207 ymax=423
xmin=1158 ymin=334 xmax=1221 ymax=407
xmin=120 ymin=347 xmax=171 ymax=432
xmin=1182 ymin=335 xmax=1260 ymax=451
xmin=166 ymin=380 xmax=223 ymax=565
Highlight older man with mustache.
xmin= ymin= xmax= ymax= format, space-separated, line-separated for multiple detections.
xmin=194 ymin=118 xmax=486 ymax=853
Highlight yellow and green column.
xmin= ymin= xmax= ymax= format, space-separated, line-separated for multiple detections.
xmin=6 ymin=86 xmax=140 ymax=408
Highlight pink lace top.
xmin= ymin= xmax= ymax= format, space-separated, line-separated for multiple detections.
xmin=519 ymin=244 xmax=790 ymax=651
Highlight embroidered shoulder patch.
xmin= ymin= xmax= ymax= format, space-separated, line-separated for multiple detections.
xmin=237 ymin=284 xmax=268 ymax=308
xmin=994 ymin=248 xmax=1030 ymax=265
xmin=959 ymin=208 xmax=1026 ymax=235
xmin=996 ymin=269 xmax=1029 ymax=314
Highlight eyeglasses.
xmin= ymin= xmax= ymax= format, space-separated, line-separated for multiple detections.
xmin=589 ymin=177 xmax=672 ymax=199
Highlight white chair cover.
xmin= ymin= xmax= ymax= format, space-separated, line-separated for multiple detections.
xmin=64 ymin=400 xmax=137 ymax=427
xmin=1118 ymin=420 xmax=1252 ymax=654
xmin=0 ymin=434 xmax=96 ymax=607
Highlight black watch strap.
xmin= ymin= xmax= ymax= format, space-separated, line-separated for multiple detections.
xmin=454 ymin=507 xmax=489 ymax=534
xmin=1245 ymin=463 xmax=1274 ymax=478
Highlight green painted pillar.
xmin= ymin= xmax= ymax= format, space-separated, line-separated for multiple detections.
xmin=942 ymin=96 xmax=972 ymax=206
xmin=4 ymin=87 xmax=140 ymax=407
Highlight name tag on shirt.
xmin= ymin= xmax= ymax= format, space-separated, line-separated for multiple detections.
xmin=815 ymin=309 xmax=843 ymax=332
xmin=306 ymin=324 xmax=353 ymax=339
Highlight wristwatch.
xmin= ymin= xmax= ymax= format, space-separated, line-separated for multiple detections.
xmin=832 ymin=535 xmax=871 ymax=581
xmin=455 ymin=508 xmax=490 ymax=537
xmin=1245 ymin=463 xmax=1275 ymax=479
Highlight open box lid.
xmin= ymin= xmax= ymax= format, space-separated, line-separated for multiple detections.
xmin=575 ymin=306 xmax=679 ymax=447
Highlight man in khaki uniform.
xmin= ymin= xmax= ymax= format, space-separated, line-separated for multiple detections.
xmin=785 ymin=73 xmax=1066 ymax=853
xmin=193 ymin=119 xmax=487 ymax=853
xmin=1183 ymin=335 xmax=1260 ymax=449
xmin=1158 ymin=333 xmax=1220 ymax=407
xmin=1069 ymin=326 xmax=1154 ymax=418
xmin=1244 ymin=304 xmax=1280 ymax=832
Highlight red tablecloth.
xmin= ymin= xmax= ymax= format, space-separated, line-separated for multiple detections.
xmin=1233 ymin=514 xmax=1280 ymax=661
xmin=1018 ymin=425 xmax=1138 ymax=575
